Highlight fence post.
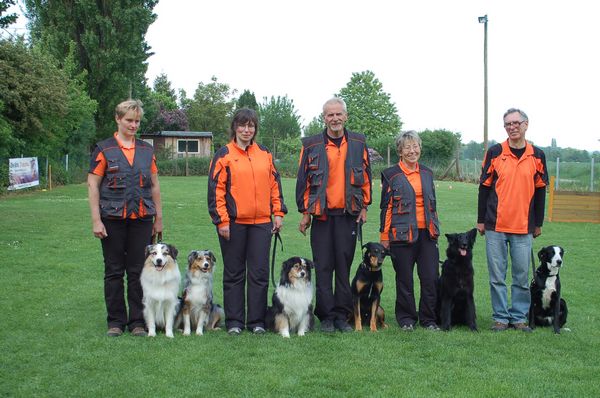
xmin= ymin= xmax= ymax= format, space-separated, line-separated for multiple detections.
xmin=65 ymin=154 xmax=69 ymax=172
xmin=387 ymin=145 xmax=390 ymax=167
xmin=555 ymin=157 xmax=560 ymax=190
xmin=591 ymin=158 xmax=595 ymax=192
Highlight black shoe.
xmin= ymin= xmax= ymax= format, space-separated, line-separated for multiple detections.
xmin=252 ymin=326 xmax=266 ymax=335
xmin=334 ymin=319 xmax=353 ymax=333
xmin=320 ymin=319 xmax=335 ymax=333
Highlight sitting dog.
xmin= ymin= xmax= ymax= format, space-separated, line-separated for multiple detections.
xmin=438 ymin=229 xmax=477 ymax=331
xmin=175 ymin=250 xmax=224 ymax=336
xmin=350 ymin=242 xmax=388 ymax=332
xmin=266 ymin=257 xmax=314 ymax=338
xmin=529 ymin=245 xmax=568 ymax=334
xmin=141 ymin=243 xmax=181 ymax=338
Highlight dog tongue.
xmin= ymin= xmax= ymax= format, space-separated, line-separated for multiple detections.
xmin=459 ymin=248 xmax=467 ymax=256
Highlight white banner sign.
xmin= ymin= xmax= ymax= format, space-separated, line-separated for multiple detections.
xmin=8 ymin=157 xmax=40 ymax=190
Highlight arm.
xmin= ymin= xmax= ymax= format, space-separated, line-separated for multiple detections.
xmin=296 ymin=145 xmax=312 ymax=234
xmin=379 ymin=172 xmax=392 ymax=247
xmin=87 ymin=173 xmax=107 ymax=239
xmin=269 ymin=153 xmax=287 ymax=233
xmin=150 ymin=173 xmax=163 ymax=236
xmin=476 ymin=185 xmax=491 ymax=235
xmin=358 ymin=143 xmax=372 ymax=224
xmin=207 ymin=154 xmax=231 ymax=239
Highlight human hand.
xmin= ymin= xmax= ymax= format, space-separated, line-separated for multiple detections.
xmin=218 ymin=225 xmax=230 ymax=241
xmin=476 ymin=223 xmax=485 ymax=236
xmin=92 ymin=220 xmax=108 ymax=239
xmin=272 ymin=216 xmax=283 ymax=233
xmin=356 ymin=208 xmax=367 ymax=224
xmin=533 ymin=226 xmax=542 ymax=238
xmin=380 ymin=240 xmax=390 ymax=250
xmin=152 ymin=217 xmax=163 ymax=236
xmin=299 ymin=214 xmax=311 ymax=236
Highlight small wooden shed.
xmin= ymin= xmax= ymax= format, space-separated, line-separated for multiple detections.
xmin=547 ymin=176 xmax=600 ymax=223
xmin=140 ymin=131 xmax=213 ymax=158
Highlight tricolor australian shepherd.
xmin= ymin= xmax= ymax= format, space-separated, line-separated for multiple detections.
xmin=141 ymin=243 xmax=181 ymax=338
xmin=437 ymin=229 xmax=478 ymax=331
xmin=529 ymin=245 xmax=568 ymax=333
xmin=266 ymin=257 xmax=315 ymax=338
xmin=175 ymin=250 xmax=224 ymax=335
xmin=350 ymin=242 xmax=388 ymax=331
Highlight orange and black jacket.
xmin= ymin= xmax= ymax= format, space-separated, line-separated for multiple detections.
xmin=379 ymin=163 xmax=440 ymax=244
xmin=208 ymin=140 xmax=287 ymax=228
xmin=478 ymin=140 xmax=548 ymax=234
xmin=295 ymin=129 xmax=372 ymax=216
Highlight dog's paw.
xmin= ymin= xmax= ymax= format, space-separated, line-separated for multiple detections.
xmin=182 ymin=330 xmax=191 ymax=336
xmin=281 ymin=332 xmax=291 ymax=338
xmin=148 ymin=331 xmax=157 ymax=337
xmin=195 ymin=330 xmax=204 ymax=336
xmin=298 ymin=330 xmax=305 ymax=337
xmin=561 ymin=327 xmax=572 ymax=332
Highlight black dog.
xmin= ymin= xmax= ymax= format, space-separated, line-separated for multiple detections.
xmin=438 ymin=229 xmax=477 ymax=331
xmin=350 ymin=242 xmax=388 ymax=331
xmin=529 ymin=246 xmax=568 ymax=334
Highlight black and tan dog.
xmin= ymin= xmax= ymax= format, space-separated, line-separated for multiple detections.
xmin=438 ymin=229 xmax=477 ymax=331
xmin=529 ymin=245 xmax=568 ymax=334
xmin=350 ymin=242 xmax=388 ymax=332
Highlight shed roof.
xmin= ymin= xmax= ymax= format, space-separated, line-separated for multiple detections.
xmin=141 ymin=131 xmax=213 ymax=138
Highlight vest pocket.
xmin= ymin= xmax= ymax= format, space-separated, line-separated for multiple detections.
xmin=427 ymin=194 xmax=437 ymax=211
xmin=142 ymin=197 xmax=156 ymax=216
xmin=392 ymin=194 xmax=411 ymax=215
xmin=391 ymin=225 xmax=411 ymax=242
xmin=100 ymin=200 xmax=124 ymax=217
xmin=105 ymin=173 xmax=126 ymax=189
xmin=308 ymin=155 xmax=319 ymax=170
xmin=350 ymin=167 xmax=364 ymax=186
xmin=308 ymin=170 xmax=324 ymax=188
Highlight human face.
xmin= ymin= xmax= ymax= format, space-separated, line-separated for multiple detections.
xmin=323 ymin=103 xmax=348 ymax=137
xmin=116 ymin=110 xmax=141 ymax=139
xmin=400 ymin=139 xmax=421 ymax=168
xmin=235 ymin=121 xmax=256 ymax=148
xmin=503 ymin=112 xmax=528 ymax=144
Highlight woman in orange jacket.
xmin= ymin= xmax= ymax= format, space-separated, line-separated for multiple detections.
xmin=208 ymin=108 xmax=287 ymax=335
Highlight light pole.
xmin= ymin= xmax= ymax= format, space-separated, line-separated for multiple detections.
xmin=478 ymin=14 xmax=488 ymax=153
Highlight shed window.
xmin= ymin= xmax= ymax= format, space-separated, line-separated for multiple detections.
xmin=178 ymin=140 xmax=199 ymax=153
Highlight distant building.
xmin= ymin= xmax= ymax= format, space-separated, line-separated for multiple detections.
xmin=140 ymin=131 xmax=213 ymax=158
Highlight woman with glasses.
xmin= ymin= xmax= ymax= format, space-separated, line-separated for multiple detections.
xmin=380 ymin=131 xmax=441 ymax=331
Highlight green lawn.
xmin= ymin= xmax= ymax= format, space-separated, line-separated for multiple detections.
xmin=1 ymin=177 xmax=599 ymax=397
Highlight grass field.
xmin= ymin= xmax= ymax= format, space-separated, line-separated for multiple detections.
xmin=1 ymin=177 xmax=599 ymax=397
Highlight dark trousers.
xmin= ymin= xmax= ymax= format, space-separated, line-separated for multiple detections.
xmin=101 ymin=217 xmax=153 ymax=331
xmin=390 ymin=229 xmax=439 ymax=327
xmin=219 ymin=222 xmax=272 ymax=330
xmin=310 ymin=214 xmax=358 ymax=322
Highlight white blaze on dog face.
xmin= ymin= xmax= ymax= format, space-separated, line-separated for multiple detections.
xmin=547 ymin=246 xmax=564 ymax=275
xmin=148 ymin=244 xmax=172 ymax=267
xmin=287 ymin=258 xmax=312 ymax=284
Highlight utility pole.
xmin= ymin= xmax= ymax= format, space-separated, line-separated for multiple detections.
xmin=479 ymin=15 xmax=489 ymax=153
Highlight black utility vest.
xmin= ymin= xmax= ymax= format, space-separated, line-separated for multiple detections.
xmin=97 ymin=137 xmax=155 ymax=218
xmin=297 ymin=131 xmax=367 ymax=216
xmin=381 ymin=164 xmax=440 ymax=243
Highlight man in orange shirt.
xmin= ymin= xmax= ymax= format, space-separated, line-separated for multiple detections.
xmin=88 ymin=99 xmax=163 ymax=337
xmin=296 ymin=98 xmax=372 ymax=333
xmin=477 ymin=108 xmax=548 ymax=332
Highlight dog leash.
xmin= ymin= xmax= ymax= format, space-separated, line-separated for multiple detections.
xmin=357 ymin=220 xmax=364 ymax=250
xmin=152 ymin=231 xmax=163 ymax=244
xmin=530 ymin=248 xmax=536 ymax=276
xmin=271 ymin=231 xmax=283 ymax=288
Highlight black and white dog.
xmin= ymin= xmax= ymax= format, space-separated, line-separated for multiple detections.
xmin=175 ymin=250 xmax=224 ymax=336
xmin=265 ymin=257 xmax=315 ymax=338
xmin=529 ymin=246 xmax=568 ymax=333
xmin=438 ymin=229 xmax=478 ymax=331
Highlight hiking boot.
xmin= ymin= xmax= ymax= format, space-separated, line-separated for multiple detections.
xmin=491 ymin=321 xmax=508 ymax=332
xmin=320 ymin=319 xmax=335 ymax=333
xmin=131 ymin=327 xmax=147 ymax=337
xmin=334 ymin=319 xmax=353 ymax=333
xmin=511 ymin=322 xmax=533 ymax=333
xmin=424 ymin=324 xmax=441 ymax=331
xmin=252 ymin=326 xmax=266 ymax=335
xmin=227 ymin=327 xmax=242 ymax=336
xmin=107 ymin=327 xmax=123 ymax=337
xmin=400 ymin=324 xmax=414 ymax=332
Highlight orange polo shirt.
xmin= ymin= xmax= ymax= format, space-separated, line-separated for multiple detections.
xmin=399 ymin=161 xmax=426 ymax=229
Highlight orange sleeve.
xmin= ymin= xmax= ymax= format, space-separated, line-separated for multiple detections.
xmin=362 ymin=146 xmax=372 ymax=206
xmin=212 ymin=157 xmax=230 ymax=228
xmin=151 ymin=155 xmax=158 ymax=174
xmin=91 ymin=152 xmax=107 ymax=176
xmin=269 ymin=153 xmax=286 ymax=217
xmin=379 ymin=175 xmax=392 ymax=241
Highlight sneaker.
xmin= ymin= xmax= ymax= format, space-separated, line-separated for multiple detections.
xmin=334 ymin=319 xmax=353 ymax=333
xmin=227 ymin=327 xmax=242 ymax=335
xmin=130 ymin=327 xmax=147 ymax=337
xmin=491 ymin=321 xmax=508 ymax=332
xmin=424 ymin=324 xmax=441 ymax=331
xmin=252 ymin=326 xmax=266 ymax=335
xmin=400 ymin=324 xmax=414 ymax=332
xmin=510 ymin=322 xmax=533 ymax=333
xmin=107 ymin=327 xmax=123 ymax=337
xmin=320 ymin=319 xmax=335 ymax=333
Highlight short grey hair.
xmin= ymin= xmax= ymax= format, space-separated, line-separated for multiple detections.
xmin=322 ymin=97 xmax=347 ymax=115
xmin=503 ymin=108 xmax=528 ymax=122
xmin=395 ymin=130 xmax=421 ymax=153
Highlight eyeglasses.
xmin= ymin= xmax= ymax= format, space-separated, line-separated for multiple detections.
xmin=402 ymin=144 xmax=420 ymax=152
xmin=504 ymin=120 xmax=526 ymax=128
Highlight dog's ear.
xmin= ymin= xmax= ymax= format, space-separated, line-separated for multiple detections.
xmin=209 ymin=250 xmax=217 ymax=263
xmin=305 ymin=258 xmax=315 ymax=269
xmin=188 ymin=250 xmax=197 ymax=265
xmin=445 ymin=233 xmax=455 ymax=242
xmin=537 ymin=247 xmax=546 ymax=262
xmin=467 ymin=228 xmax=477 ymax=244
xmin=168 ymin=244 xmax=178 ymax=260
xmin=145 ymin=245 xmax=153 ymax=258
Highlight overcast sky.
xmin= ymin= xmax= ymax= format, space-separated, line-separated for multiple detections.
xmin=6 ymin=1 xmax=600 ymax=152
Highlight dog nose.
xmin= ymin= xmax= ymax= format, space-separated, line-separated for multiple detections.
xmin=556 ymin=260 xmax=562 ymax=266
xmin=300 ymin=271 xmax=305 ymax=277
xmin=156 ymin=259 xmax=163 ymax=265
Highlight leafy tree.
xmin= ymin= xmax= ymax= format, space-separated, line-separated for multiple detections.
xmin=462 ymin=140 xmax=486 ymax=160
xmin=186 ymin=76 xmax=237 ymax=148
xmin=25 ymin=0 xmax=158 ymax=139
xmin=303 ymin=116 xmax=323 ymax=137
xmin=0 ymin=0 xmax=17 ymax=28
xmin=236 ymin=89 xmax=259 ymax=112
xmin=338 ymin=70 xmax=402 ymax=156
xmin=259 ymin=95 xmax=301 ymax=158
xmin=0 ymin=39 xmax=95 ymax=157
xmin=152 ymin=73 xmax=178 ymax=111
xmin=419 ymin=129 xmax=461 ymax=168
xmin=145 ymin=108 xmax=188 ymax=133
